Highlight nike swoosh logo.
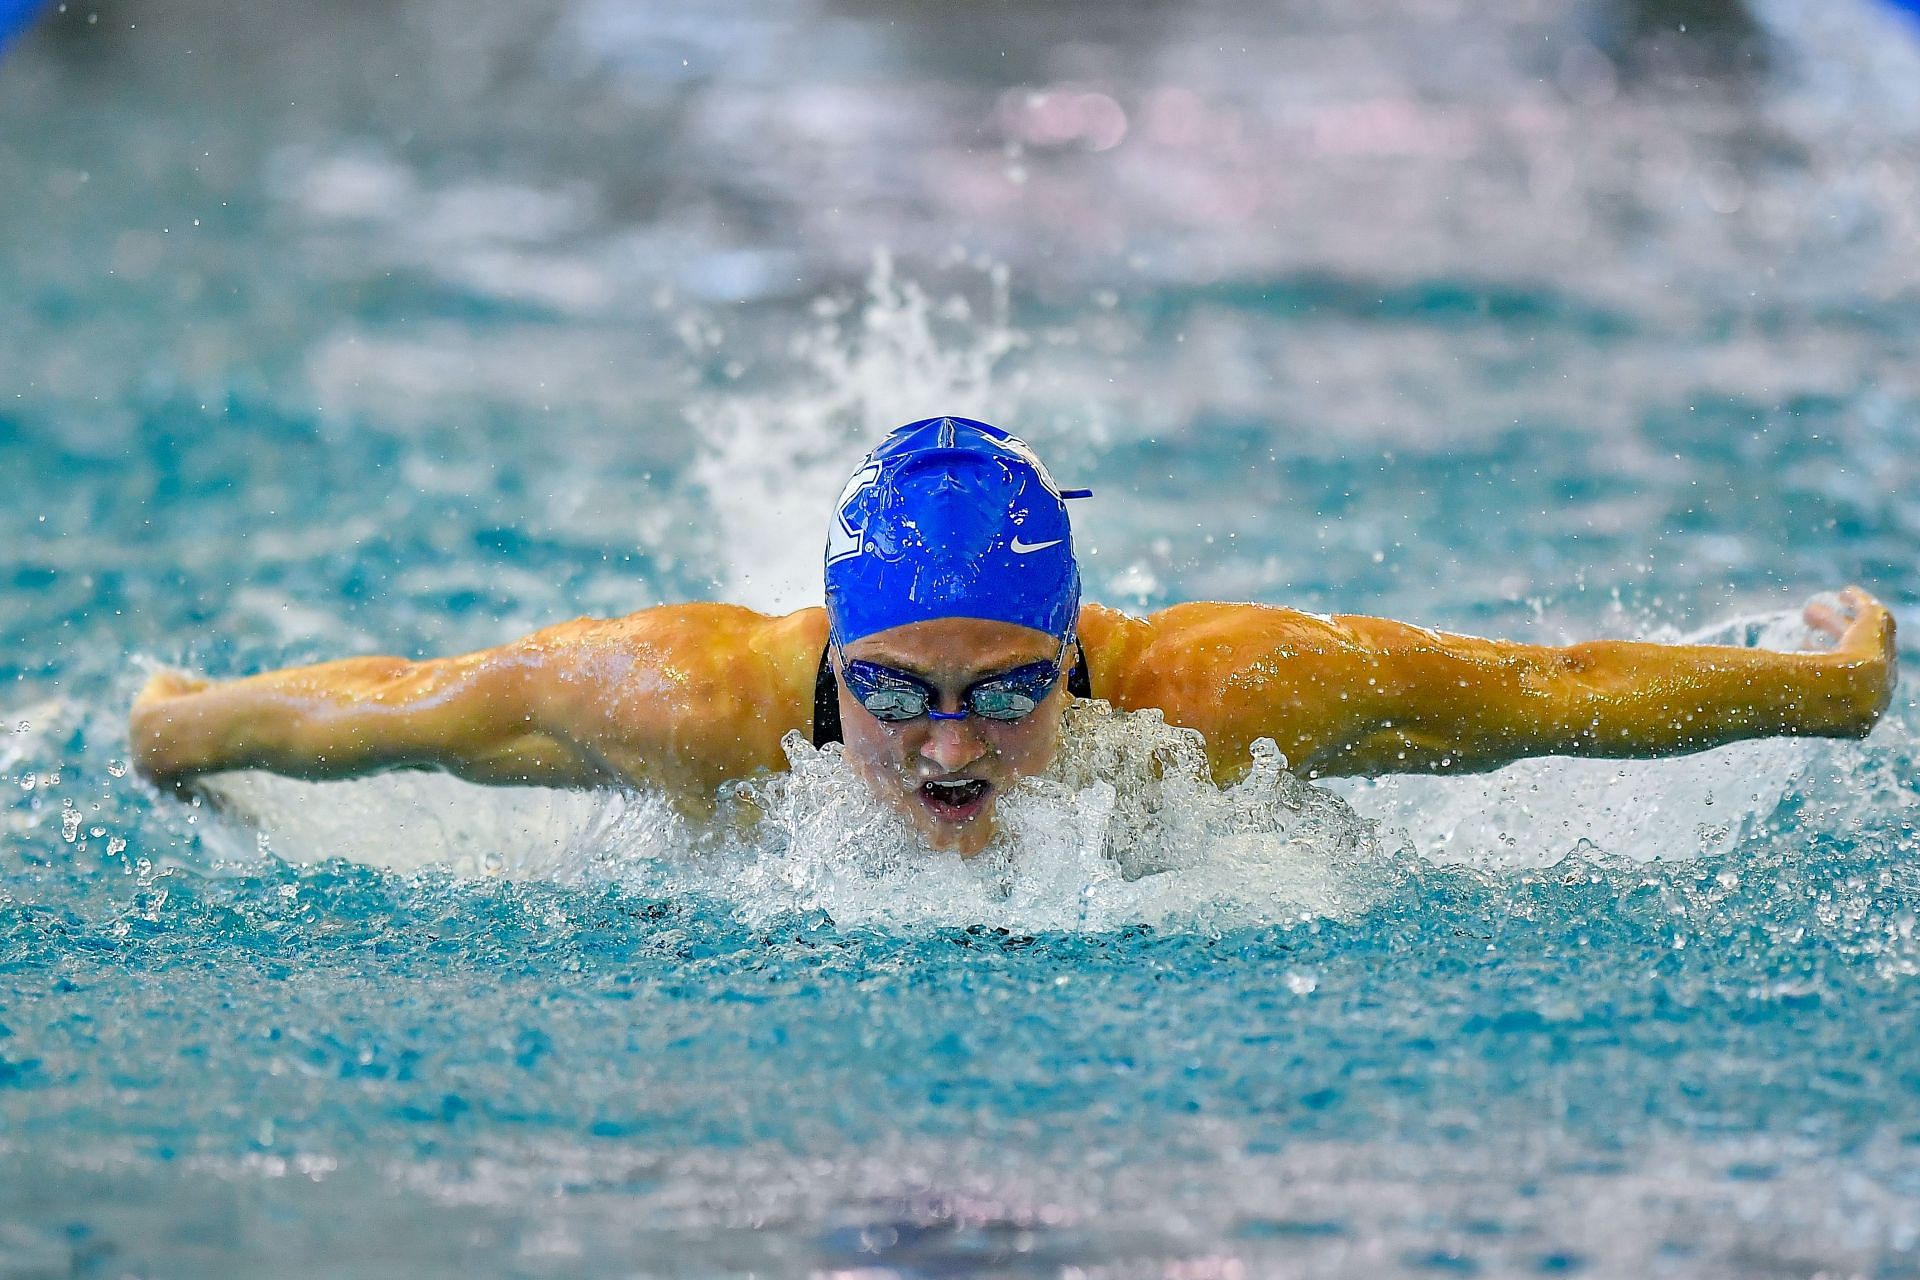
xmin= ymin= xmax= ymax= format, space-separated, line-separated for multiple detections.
xmin=1009 ymin=537 xmax=1063 ymax=554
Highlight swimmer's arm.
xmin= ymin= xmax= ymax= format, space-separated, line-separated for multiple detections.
xmin=130 ymin=605 xmax=825 ymax=797
xmin=129 ymin=644 xmax=608 ymax=789
xmin=1307 ymin=589 xmax=1894 ymax=776
xmin=1100 ymin=589 xmax=1896 ymax=780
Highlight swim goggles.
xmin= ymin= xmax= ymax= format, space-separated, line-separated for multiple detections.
xmin=836 ymin=633 xmax=1074 ymax=723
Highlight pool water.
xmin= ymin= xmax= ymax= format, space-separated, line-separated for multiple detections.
xmin=5 ymin=0 xmax=1920 ymax=1274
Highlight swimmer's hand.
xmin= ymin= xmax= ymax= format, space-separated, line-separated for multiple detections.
xmin=134 ymin=669 xmax=211 ymax=707
xmin=1800 ymin=586 xmax=1897 ymax=733
xmin=130 ymin=669 xmax=215 ymax=792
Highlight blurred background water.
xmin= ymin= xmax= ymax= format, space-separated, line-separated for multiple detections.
xmin=4 ymin=0 xmax=1920 ymax=1275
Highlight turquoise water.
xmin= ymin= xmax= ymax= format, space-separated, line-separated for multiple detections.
xmin=6 ymin=0 xmax=1920 ymax=1274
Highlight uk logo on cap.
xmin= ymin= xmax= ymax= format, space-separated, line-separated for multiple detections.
xmin=825 ymin=461 xmax=881 ymax=567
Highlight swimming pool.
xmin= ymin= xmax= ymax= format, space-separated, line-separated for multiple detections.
xmin=5 ymin=0 xmax=1920 ymax=1274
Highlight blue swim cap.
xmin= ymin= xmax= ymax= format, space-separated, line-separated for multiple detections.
xmin=0 ymin=0 xmax=45 ymax=53
xmin=824 ymin=417 xmax=1091 ymax=646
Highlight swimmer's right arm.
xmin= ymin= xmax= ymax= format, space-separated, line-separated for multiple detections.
xmin=129 ymin=605 xmax=828 ymax=797
xmin=129 ymin=644 xmax=606 ymax=790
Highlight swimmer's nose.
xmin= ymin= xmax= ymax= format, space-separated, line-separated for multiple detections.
xmin=919 ymin=716 xmax=988 ymax=773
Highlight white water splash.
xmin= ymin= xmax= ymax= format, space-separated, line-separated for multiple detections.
xmin=191 ymin=702 xmax=1394 ymax=931
xmin=676 ymin=701 xmax=1392 ymax=931
xmin=687 ymin=252 xmax=1031 ymax=614
xmin=0 ymin=700 xmax=68 ymax=776
xmin=188 ymin=771 xmax=644 ymax=879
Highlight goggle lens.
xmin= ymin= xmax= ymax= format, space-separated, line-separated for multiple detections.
xmin=858 ymin=684 xmax=930 ymax=722
xmin=840 ymin=650 xmax=1068 ymax=724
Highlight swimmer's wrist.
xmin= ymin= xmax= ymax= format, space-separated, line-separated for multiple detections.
xmin=1787 ymin=647 xmax=1892 ymax=739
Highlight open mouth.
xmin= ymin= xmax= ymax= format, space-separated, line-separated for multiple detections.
xmin=917 ymin=778 xmax=992 ymax=821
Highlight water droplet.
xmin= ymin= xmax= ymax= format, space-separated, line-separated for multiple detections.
xmin=107 ymin=759 xmax=129 ymax=778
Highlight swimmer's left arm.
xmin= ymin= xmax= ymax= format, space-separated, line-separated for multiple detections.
xmin=1099 ymin=589 xmax=1896 ymax=781
xmin=1305 ymin=587 xmax=1894 ymax=776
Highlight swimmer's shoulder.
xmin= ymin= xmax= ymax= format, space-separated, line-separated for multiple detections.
xmin=1077 ymin=600 xmax=1359 ymax=700
xmin=515 ymin=603 xmax=829 ymax=788
xmin=533 ymin=602 xmax=825 ymax=710
xmin=520 ymin=601 xmax=821 ymax=648
xmin=522 ymin=603 xmax=826 ymax=692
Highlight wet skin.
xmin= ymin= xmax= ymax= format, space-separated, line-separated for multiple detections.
xmin=835 ymin=617 xmax=1070 ymax=858
xmin=130 ymin=589 xmax=1896 ymax=854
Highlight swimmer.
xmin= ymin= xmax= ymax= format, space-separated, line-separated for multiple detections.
xmin=130 ymin=416 xmax=1898 ymax=856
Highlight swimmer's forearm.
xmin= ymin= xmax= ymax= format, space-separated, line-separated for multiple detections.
xmin=1534 ymin=589 xmax=1896 ymax=763
xmin=130 ymin=656 xmax=599 ymax=786
xmin=131 ymin=659 xmax=457 ymax=782
xmin=1526 ymin=639 xmax=1884 ymax=757
xmin=1333 ymin=636 xmax=1888 ymax=775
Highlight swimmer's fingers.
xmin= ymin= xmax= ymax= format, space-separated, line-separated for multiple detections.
xmin=1831 ymin=586 xmax=1896 ymax=659
xmin=1801 ymin=586 xmax=1883 ymax=644
xmin=134 ymin=668 xmax=212 ymax=708
xmin=1803 ymin=587 xmax=1894 ymax=654
xmin=1802 ymin=598 xmax=1849 ymax=644
xmin=1805 ymin=586 xmax=1898 ymax=726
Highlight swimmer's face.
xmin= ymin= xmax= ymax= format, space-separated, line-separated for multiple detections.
xmin=836 ymin=617 xmax=1070 ymax=858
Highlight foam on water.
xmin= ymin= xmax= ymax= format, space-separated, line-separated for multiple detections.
xmin=702 ymin=703 xmax=1392 ymax=931
xmin=187 ymin=699 xmax=1395 ymax=932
